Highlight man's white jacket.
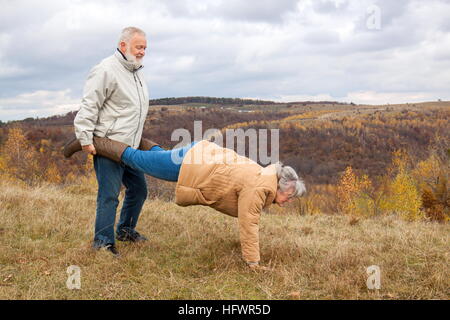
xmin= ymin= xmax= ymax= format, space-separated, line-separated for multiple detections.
xmin=74 ymin=50 xmax=149 ymax=149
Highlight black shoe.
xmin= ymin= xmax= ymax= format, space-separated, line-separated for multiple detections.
xmin=116 ymin=229 xmax=148 ymax=242
xmin=105 ymin=244 xmax=120 ymax=257
xmin=93 ymin=242 xmax=120 ymax=257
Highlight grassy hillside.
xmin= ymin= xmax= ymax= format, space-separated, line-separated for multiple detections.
xmin=0 ymin=180 xmax=448 ymax=300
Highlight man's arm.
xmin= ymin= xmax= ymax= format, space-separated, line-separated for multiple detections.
xmin=74 ymin=64 xmax=113 ymax=148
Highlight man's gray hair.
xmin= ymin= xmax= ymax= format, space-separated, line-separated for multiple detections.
xmin=118 ymin=27 xmax=146 ymax=45
xmin=275 ymin=162 xmax=306 ymax=198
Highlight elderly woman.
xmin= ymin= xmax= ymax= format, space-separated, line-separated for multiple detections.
xmin=64 ymin=137 xmax=306 ymax=268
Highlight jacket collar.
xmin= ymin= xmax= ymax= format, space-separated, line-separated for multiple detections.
xmin=114 ymin=49 xmax=143 ymax=72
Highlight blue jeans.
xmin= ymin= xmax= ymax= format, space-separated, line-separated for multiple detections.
xmin=120 ymin=141 xmax=198 ymax=182
xmin=93 ymin=155 xmax=148 ymax=247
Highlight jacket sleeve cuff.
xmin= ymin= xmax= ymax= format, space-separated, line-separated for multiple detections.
xmin=77 ymin=132 xmax=93 ymax=146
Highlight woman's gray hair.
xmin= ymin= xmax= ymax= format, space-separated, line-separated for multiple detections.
xmin=275 ymin=162 xmax=306 ymax=198
xmin=118 ymin=27 xmax=146 ymax=45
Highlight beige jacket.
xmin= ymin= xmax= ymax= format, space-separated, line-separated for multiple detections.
xmin=74 ymin=50 xmax=149 ymax=148
xmin=175 ymin=140 xmax=278 ymax=263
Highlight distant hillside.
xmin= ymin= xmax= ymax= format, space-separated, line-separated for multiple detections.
xmin=149 ymin=96 xmax=277 ymax=105
xmin=0 ymin=100 xmax=448 ymax=220
xmin=1 ymin=100 xmax=448 ymax=191
xmin=148 ymin=96 xmax=345 ymax=106
xmin=1 ymin=96 xmax=345 ymax=127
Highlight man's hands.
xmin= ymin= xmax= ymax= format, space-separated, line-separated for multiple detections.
xmin=82 ymin=144 xmax=97 ymax=155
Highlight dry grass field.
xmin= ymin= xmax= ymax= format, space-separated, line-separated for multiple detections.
xmin=0 ymin=179 xmax=448 ymax=300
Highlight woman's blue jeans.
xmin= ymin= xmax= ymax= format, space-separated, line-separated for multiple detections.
xmin=120 ymin=141 xmax=198 ymax=182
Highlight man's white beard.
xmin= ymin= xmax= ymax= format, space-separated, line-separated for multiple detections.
xmin=124 ymin=49 xmax=143 ymax=69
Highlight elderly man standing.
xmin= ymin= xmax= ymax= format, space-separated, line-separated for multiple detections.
xmin=73 ymin=27 xmax=155 ymax=256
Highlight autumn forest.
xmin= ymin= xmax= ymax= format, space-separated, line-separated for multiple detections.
xmin=0 ymin=98 xmax=448 ymax=222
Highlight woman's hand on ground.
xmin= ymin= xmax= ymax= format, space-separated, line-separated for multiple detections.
xmin=248 ymin=264 xmax=273 ymax=272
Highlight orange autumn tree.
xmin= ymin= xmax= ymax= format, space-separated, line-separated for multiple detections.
xmin=380 ymin=150 xmax=423 ymax=221
xmin=1 ymin=127 xmax=41 ymax=185
xmin=44 ymin=162 xmax=62 ymax=184
xmin=412 ymin=148 xmax=449 ymax=222
xmin=336 ymin=166 xmax=373 ymax=216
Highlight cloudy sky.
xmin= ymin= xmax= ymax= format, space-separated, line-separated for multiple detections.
xmin=1 ymin=0 xmax=449 ymax=121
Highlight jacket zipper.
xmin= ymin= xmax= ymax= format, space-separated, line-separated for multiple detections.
xmin=133 ymin=71 xmax=143 ymax=147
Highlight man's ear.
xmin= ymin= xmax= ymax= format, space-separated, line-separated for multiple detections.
xmin=119 ymin=41 xmax=127 ymax=52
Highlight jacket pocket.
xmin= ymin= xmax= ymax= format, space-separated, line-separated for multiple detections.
xmin=175 ymin=185 xmax=216 ymax=206
xmin=195 ymin=189 xmax=216 ymax=206
xmin=105 ymin=118 xmax=117 ymax=137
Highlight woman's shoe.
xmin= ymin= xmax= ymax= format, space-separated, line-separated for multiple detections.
xmin=63 ymin=136 xmax=82 ymax=158
xmin=63 ymin=136 xmax=128 ymax=163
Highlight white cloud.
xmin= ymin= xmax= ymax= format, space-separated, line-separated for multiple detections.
xmin=274 ymin=93 xmax=337 ymax=102
xmin=0 ymin=89 xmax=79 ymax=121
xmin=343 ymin=91 xmax=443 ymax=105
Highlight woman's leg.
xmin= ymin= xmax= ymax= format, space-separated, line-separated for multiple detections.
xmin=120 ymin=142 xmax=198 ymax=182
